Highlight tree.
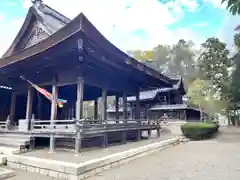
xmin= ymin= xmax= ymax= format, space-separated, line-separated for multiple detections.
xmin=127 ymin=50 xmax=154 ymax=62
xmin=222 ymin=0 xmax=240 ymax=15
xmin=187 ymin=78 xmax=226 ymax=118
xmin=129 ymin=39 xmax=198 ymax=85
xmin=198 ymin=37 xmax=231 ymax=101
xmin=166 ymin=39 xmax=197 ymax=84
xmin=234 ymin=33 xmax=240 ymax=50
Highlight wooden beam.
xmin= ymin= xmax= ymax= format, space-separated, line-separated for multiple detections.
xmin=49 ymin=84 xmax=58 ymax=153
xmin=50 ymin=85 xmax=58 ymax=121
xmin=37 ymin=94 xmax=42 ymax=119
xmin=26 ymin=86 xmax=33 ymax=120
xmin=94 ymin=99 xmax=98 ymax=120
xmin=9 ymin=92 xmax=16 ymax=123
xmin=76 ymin=78 xmax=84 ymax=120
xmin=123 ymin=94 xmax=128 ymax=121
xmin=135 ymin=91 xmax=140 ymax=120
xmin=101 ymin=89 xmax=107 ymax=122
xmin=115 ymin=95 xmax=119 ymax=121
xmin=75 ymin=75 xmax=84 ymax=154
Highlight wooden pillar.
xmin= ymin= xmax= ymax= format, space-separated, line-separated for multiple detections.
xmin=123 ymin=94 xmax=128 ymax=121
xmin=9 ymin=92 xmax=16 ymax=124
xmin=49 ymin=85 xmax=58 ymax=153
xmin=94 ymin=99 xmax=98 ymax=120
xmin=101 ymin=89 xmax=108 ymax=147
xmin=26 ymin=87 xmax=34 ymax=131
xmin=184 ymin=109 xmax=187 ymax=121
xmin=122 ymin=94 xmax=127 ymax=143
xmin=101 ymin=89 xmax=107 ymax=122
xmin=146 ymin=104 xmax=151 ymax=138
xmin=135 ymin=91 xmax=140 ymax=120
xmin=26 ymin=87 xmax=33 ymax=119
xmin=37 ymin=94 xmax=42 ymax=119
xmin=135 ymin=91 xmax=141 ymax=140
xmin=115 ymin=95 xmax=119 ymax=122
xmin=76 ymin=78 xmax=84 ymax=120
xmin=75 ymin=78 xmax=84 ymax=154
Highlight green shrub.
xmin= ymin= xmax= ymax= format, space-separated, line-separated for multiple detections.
xmin=181 ymin=122 xmax=219 ymax=140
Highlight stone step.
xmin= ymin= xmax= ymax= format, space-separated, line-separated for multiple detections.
xmin=0 ymin=133 xmax=32 ymax=139
xmin=0 ymin=138 xmax=30 ymax=149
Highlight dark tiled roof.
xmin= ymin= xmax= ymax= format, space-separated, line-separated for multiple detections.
xmin=149 ymin=104 xmax=202 ymax=112
xmin=127 ymin=78 xmax=185 ymax=102
xmin=0 ymin=1 xmax=176 ymax=89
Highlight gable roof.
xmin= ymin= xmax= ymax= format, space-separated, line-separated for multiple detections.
xmin=2 ymin=0 xmax=70 ymax=58
xmin=0 ymin=1 xmax=176 ymax=89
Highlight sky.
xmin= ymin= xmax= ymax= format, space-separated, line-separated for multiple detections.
xmin=0 ymin=0 xmax=238 ymax=56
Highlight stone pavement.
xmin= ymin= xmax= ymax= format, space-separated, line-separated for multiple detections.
xmin=86 ymin=127 xmax=240 ymax=180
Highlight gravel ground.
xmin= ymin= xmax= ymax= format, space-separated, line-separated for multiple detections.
xmin=86 ymin=127 xmax=240 ymax=180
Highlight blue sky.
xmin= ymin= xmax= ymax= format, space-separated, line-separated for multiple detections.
xmin=0 ymin=0 xmax=238 ymax=55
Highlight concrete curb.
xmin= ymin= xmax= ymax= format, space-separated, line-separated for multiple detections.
xmin=76 ymin=136 xmax=184 ymax=179
xmin=7 ymin=136 xmax=186 ymax=180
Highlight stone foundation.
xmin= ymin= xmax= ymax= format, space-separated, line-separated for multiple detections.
xmin=7 ymin=137 xmax=183 ymax=180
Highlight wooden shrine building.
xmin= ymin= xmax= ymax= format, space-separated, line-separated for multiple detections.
xmin=0 ymin=0 xmax=177 ymax=153
xmin=107 ymin=78 xmax=202 ymax=121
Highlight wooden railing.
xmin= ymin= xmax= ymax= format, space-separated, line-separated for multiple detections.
xmin=30 ymin=119 xmax=160 ymax=134
xmin=0 ymin=118 xmax=161 ymax=153
xmin=31 ymin=119 xmax=77 ymax=132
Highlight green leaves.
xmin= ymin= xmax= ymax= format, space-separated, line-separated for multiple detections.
xmin=130 ymin=39 xmax=197 ymax=85
xmin=222 ymin=0 xmax=240 ymax=15
xmin=198 ymin=37 xmax=231 ymax=101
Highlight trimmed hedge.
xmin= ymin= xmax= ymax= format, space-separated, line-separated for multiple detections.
xmin=181 ymin=122 xmax=219 ymax=140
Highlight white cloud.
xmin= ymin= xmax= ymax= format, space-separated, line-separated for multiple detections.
xmin=0 ymin=18 xmax=24 ymax=56
xmin=0 ymin=0 xmax=205 ymax=56
xmin=22 ymin=0 xmax=32 ymax=9
xmin=32 ymin=0 xmax=202 ymax=50
xmin=204 ymin=0 xmax=226 ymax=9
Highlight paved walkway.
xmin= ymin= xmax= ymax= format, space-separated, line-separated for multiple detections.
xmin=87 ymin=127 xmax=240 ymax=180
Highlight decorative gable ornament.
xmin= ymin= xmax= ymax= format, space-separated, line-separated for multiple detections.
xmin=25 ymin=27 xmax=48 ymax=48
